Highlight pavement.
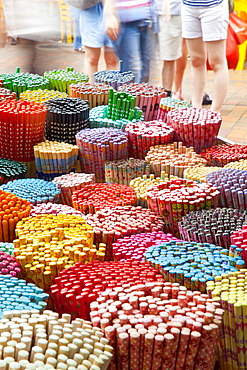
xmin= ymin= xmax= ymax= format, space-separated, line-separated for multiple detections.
xmin=0 ymin=38 xmax=247 ymax=144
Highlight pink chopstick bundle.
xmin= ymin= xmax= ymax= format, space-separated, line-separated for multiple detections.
xmin=89 ymin=281 xmax=223 ymax=370
xmin=30 ymin=202 xmax=84 ymax=217
xmin=167 ymin=107 xmax=222 ymax=153
xmin=125 ymin=120 xmax=174 ymax=159
xmin=112 ymin=231 xmax=181 ymax=262
xmin=52 ymin=172 xmax=95 ymax=206
xmin=147 ymin=178 xmax=220 ymax=235
xmin=118 ymin=83 xmax=167 ymax=121
xmin=85 ymin=206 xmax=165 ymax=260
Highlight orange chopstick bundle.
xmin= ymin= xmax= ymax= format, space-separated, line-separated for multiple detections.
xmin=0 ymin=190 xmax=31 ymax=242
xmin=69 ymin=82 xmax=111 ymax=108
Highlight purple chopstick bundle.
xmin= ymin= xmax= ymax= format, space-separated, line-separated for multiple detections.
xmin=76 ymin=128 xmax=128 ymax=182
xmin=206 ymin=168 xmax=247 ymax=209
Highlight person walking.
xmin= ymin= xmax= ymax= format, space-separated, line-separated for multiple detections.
xmin=80 ymin=1 xmax=118 ymax=81
xmin=104 ymin=0 xmax=153 ymax=83
xmin=69 ymin=5 xmax=83 ymax=52
xmin=156 ymin=0 xmax=184 ymax=97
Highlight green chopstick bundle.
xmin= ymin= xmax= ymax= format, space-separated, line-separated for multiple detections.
xmin=89 ymin=105 xmax=143 ymax=131
xmin=0 ymin=68 xmax=49 ymax=98
xmin=44 ymin=68 xmax=89 ymax=93
xmin=0 ymin=158 xmax=27 ymax=185
xmin=107 ymin=88 xmax=140 ymax=121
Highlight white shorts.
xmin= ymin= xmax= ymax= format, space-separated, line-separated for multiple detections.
xmin=181 ymin=1 xmax=229 ymax=41
xmin=158 ymin=15 xmax=182 ymax=60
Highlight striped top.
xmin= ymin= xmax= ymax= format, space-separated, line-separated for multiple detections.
xmin=182 ymin=0 xmax=224 ymax=7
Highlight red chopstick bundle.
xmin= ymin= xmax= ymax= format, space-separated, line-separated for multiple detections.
xmin=201 ymin=143 xmax=247 ymax=166
xmin=50 ymin=259 xmax=163 ymax=319
xmin=72 ymin=183 xmax=137 ymax=214
xmin=0 ymin=100 xmax=47 ymax=162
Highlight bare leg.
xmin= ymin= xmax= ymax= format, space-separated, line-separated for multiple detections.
xmin=174 ymin=38 xmax=187 ymax=99
xmin=84 ymin=46 xmax=101 ymax=81
xmin=206 ymin=39 xmax=228 ymax=112
xmin=185 ymin=37 xmax=206 ymax=108
xmin=104 ymin=46 xmax=118 ymax=70
xmin=162 ymin=60 xmax=176 ymax=92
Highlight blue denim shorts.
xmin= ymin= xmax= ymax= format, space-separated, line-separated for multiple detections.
xmin=80 ymin=3 xmax=113 ymax=48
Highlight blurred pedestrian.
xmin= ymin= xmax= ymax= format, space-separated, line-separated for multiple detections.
xmin=104 ymin=0 xmax=153 ymax=83
xmin=156 ymin=0 xmax=183 ymax=97
xmin=0 ymin=4 xmax=7 ymax=48
xmin=80 ymin=2 xmax=118 ymax=81
xmin=173 ymin=38 xmax=187 ymax=99
xmin=1 ymin=0 xmax=60 ymax=72
xmin=69 ymin=5 xmax=83 ymax=52
xmin=139 ymin=10 xmax=159 ymax=83
xmin=2 ymin=0 xmax=59 ymax=42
